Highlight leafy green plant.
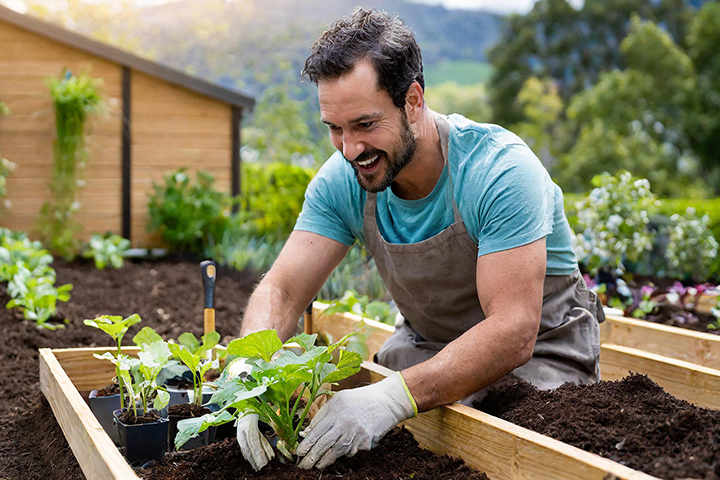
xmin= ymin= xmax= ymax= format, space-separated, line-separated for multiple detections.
xmin=319 ymin=244 xmax=387 ymax=302
xmin=167 ymin=331 xmax=220 ymax=406
xmin=320 ymin=289 xmax=395 ymax=326
xmin=82 ymin=232 xmax=130 ymax=269
xmin=39 ymin=69 xmax=105 ymax=260
xmin=147 ymin=169 xmax=236 ymax=254
xmin=239 ymin=162 xmax=314 ymax=241
xmin=0 ymin=233 xmax=72 ymax=329
xmin=95 ymin=340 xmax=172 ymax=418
xmin=664 ymin=208 xmax=719 ymax=282
xmin=175 ymin=330 xmax=362 ymax=459
xmin=573 ymin=171 xmax=658 ymax=275
xmin=206 ymin=231 xmax=284 ymax=274
xmin=84 ymin=314 xmax=141 ymax=408
xmin=0 ymin=101 xmax=16 ymax=217
xmin=631 ymin=286 xmax=658 ymax=318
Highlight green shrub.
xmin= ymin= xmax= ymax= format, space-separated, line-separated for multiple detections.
xmin=664 ymin=208 xmax=719 ymax=282
xmin=239 ymin=162 xmax=314 ymax=241
xmin=82 ymin=232 xmax=130 ymax=269
xmin=206 ymin=231 xmax=285 ymax=274
xmin=147 ymin=169 xmax=236 ymax=255
xmin=573 ymin=171 xmax=658 ymax=275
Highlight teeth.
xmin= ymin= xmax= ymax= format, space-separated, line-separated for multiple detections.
xmin=358 ymin=155 xmax=379 ymax=167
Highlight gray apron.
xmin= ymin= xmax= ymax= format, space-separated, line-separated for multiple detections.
xmin=370 ymin=113 xmax=603 ymax=405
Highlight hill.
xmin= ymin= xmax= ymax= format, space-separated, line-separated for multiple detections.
xmin=136 ymin=0 xmax=502 ymax=97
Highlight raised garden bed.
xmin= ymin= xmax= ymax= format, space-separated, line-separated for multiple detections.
xmin=40 ymin=347 xmax=654 ymax=479
xmin=313 ymin=303 xmax=720 ymax=409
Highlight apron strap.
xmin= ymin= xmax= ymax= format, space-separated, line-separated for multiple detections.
xmin=431 ymin=112 xmax=462 ymax=224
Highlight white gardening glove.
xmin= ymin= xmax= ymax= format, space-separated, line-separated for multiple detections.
xmin=297 ymin=372 xmax=418 ymax=470
xmin=227 ymin=358 xmax=274 ymax=471
xmin=236 ymin=413 xmax=275 ymax=471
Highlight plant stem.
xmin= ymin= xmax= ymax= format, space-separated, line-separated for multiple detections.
xmin=116 ymin=338 xmax=125 ymax=409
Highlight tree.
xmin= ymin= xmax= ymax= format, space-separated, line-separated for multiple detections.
xmin=554 ymin=17 xmax=707 ymax=197
xmin=684 ymin=2 xmax=720 ymax=189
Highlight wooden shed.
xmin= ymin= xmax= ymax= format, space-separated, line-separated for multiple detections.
xmin=0 ymin=5 xmax=255 ymax=247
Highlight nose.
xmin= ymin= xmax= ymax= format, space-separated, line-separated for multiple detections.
xmin=342 ymin=132 xmax=365 ymax=162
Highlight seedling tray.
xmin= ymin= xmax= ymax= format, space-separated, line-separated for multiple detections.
xmin=313 ymin=304 xmax=720 ymax=410
xmin=40 ymin=346 xmax=655 ymax=479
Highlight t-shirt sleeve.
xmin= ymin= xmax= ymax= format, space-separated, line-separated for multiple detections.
xmin=293 ymin=154 xmax=360 ymax=247
xmin=475 ymin=146 xmax=555 ymax=257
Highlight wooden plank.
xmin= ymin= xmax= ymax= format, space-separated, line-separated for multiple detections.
xmin=349 ymin=362 xmax=656 ymax=480
xmin=312 ymin=302 xmax=394 ymax=359
xmin=600 ymin=343 xmax=720 ymax=409
xmin=39 ymin=348 xmax=139 ymax=480
xmin=602 ymin=314 xmax=720 ymax=370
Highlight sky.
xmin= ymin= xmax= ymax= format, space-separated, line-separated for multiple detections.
xmin=132 ymin=0 xmax=585 ymax=15
xmin=3 ymin=0 xmax=585 ymax=15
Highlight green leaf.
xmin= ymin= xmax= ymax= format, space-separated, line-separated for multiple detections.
xmin=322 ymin=349 xmax=362 ymax=384
xmin=286 ymin=333 xmax=317 ymax=352
xmin=154 ymin=389 xmax=170 ymax=410
xmin=175 ymin=410 xmax=234 ymax=450
xmin=227 ymin=330 xmax=282 ymax=362
xmin=178 ymin=332 xmax=200 ymax=353
xmin=133 ymin=327 xmax=163 ymax=347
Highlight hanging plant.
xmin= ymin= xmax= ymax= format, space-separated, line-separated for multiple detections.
xmin=39 ymin=69 xmax=105 ymax=260
xmin=0 ymin=102 xmax=16 ymax=217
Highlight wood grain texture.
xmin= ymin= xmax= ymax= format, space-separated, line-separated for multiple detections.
xmin=602 ymin=315 xmax=720 ymax=370
xmin=312 ymin=302 xmax=394 ymax=359
xmin=130 ymin=71 xmax=233 ymax=247
xmin=0 ymin=20 xmax=123 ymax=237
xmin=39 ymin=349 xmax=139 ymax=480
xmin=600 ymin=343 xmax=720 ymax=409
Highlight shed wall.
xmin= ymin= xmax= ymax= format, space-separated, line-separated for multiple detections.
xmin=130 ymin=71 xmax=233 ymax=247
xmin=0 ymin=21 xmax=123 ymax=238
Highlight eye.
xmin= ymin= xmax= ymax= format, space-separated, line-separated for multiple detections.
xmin=328 ymin=125 xmax=342 ymax=134
xmin=358 ymin=121 xmax=374 ymax=129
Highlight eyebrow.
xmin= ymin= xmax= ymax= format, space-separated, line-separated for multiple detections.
xmin=320 ymin=112 xmax=382 ymax=126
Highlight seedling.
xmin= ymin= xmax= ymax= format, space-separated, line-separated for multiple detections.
xmin=175 ymin=329 xmax=362 ymax=459
xmin=167 ymin=331 xmax=220 ymax=406
xmin=84 ymin=314 xmax=141 ymax=408
xmin=95 ymin=340 xmax=172 ymax=419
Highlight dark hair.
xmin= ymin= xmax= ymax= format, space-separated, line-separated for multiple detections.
xmin=302 ymin=8 xmax=424 ymax=108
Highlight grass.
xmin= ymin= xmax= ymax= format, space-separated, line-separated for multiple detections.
xmin=424 ymin=60 xmax=493 ymax=86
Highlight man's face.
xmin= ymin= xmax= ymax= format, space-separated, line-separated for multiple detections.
xmin=318 ymin=60 xmax=416 ymax=193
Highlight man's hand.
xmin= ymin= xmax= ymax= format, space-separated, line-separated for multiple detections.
xmin=236 ymin=413 xmax=274 ymax=471
xmin=297 ymin=372 xmax=417 ymax=470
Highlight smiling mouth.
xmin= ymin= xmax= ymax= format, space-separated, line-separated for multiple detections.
xmin=356 ymin=154 xmax=380 ymax=172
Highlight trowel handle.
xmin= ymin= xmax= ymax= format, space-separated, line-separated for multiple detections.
xmin=200 ymin=260 xmax=216 ymax=335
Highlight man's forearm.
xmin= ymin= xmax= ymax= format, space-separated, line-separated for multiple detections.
xmin=401 ymin=312 xmax=537 ymax=411
xmin=239 ymin=280 xmax=304 ymax=341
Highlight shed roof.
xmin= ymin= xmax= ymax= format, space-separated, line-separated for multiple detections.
xmin=0 ymin=4 xmax=255 ymax=110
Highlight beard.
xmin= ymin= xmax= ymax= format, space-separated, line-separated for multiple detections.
xmin=348 ymin=110 xmax=417 ymax=193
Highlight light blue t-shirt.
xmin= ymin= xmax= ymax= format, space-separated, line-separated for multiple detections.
xmin=294 ymin=114 xmax=578 ymax=275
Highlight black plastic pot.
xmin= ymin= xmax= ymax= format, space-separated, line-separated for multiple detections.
xmin=166 ymin=386 xmax=214 ymax=407
xmin=113 ymin=408 xmax=168 ymax=466
xmin=167 ymin=415 xmax=215 ymax=451
xmin=88 ymin=390 xmax=121 ymax=445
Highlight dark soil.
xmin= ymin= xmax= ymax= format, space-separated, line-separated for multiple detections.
xmin=139 ymin=427 xmax=489 ymax=480
xmin=94 ymin=382 xmax=120 ymax=397
xmin=165 ymin=377 xmax=195 ymax=389
xmin=474 ymin=374 xmax=720 ymax=480
xmin=0 ymin=257 xmax=257 ymax=480
xmin=119 ymin=410 xmax=164 ymax=425
xmin=168 ymin=403 xmax=211 ymax=418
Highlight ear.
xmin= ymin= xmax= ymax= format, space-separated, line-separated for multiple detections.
xmin=404 ymin=81 xmax=424 ymax=124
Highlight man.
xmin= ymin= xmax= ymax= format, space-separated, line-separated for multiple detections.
xmin=236 ymin=7 xmax=603 ymax=471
